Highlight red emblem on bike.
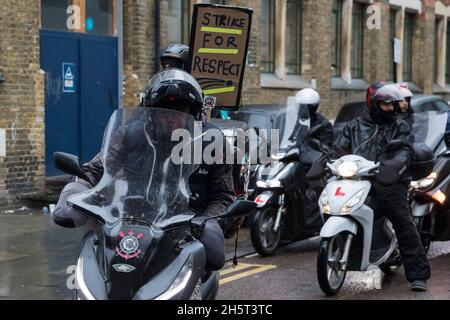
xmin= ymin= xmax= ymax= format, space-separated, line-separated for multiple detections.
xmin=115 ymin=229 xmax=145 ymax=260
xmin=335 ymin=187 xmax=346 ymax=197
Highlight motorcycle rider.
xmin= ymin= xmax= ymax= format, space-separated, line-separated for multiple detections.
xmin=307 ymin=81 xmax=431 ymax=291
xmin=385 ymin=82 xmax=414 ymax=126
xmin=160 ymin=43 xmax=190 ymax=71
xmin=296 ymin=88 xmax=333 ymax=235
xmin=159 ymin=43 xmax=243 ymax=237
xmin=53 ymin=69 xmax=235 ymax=272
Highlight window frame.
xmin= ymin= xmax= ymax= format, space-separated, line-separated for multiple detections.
xmin=350 ymin=1 xmax=364 ymax=79
xmin=332 ymin=0 xmax=343 ymax=77
xmin=402 ymin=12 xmax=414 ymax=82
xmin=40 ymin=0 xmax=118 ymax=36
xmin=285 ymin=0 xmax=302 ymax=75
xmin=261 ymin=0 xmax=277 ymax=74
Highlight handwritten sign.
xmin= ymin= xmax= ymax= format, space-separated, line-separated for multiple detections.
xmin=188 ymin=4 xmax=253 ymax=111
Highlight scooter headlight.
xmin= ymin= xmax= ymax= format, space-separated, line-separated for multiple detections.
xmin=336 ymin=161 xmax=358 ymax=178
xmin=320 ymin=191 xmax=330 ymax=214
xmin=341 ymin=190 xmax=365 ymax=214
xmin=411 ymin=172 xmax=437 ymax=190
xmin=155 ymin=255 xmax=193 ymax=300
xmin=256 ymin=179 xmax=281 ymax=188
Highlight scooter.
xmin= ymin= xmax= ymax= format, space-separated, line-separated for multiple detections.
xmin=53 ymin=107 xmax=256 ymax=300
xmin=316 ymin=151 xmax=404 ymax=296
xmin=409 ymin=111 xmax=450 ymax=252
xmin=250 ymin=98 xmax=324 ymax=256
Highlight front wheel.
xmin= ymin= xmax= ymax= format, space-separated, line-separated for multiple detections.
xmin=250 ymin=207 xmax=282 ymax=257
xmin=317 ymin=234 xmax=347 ymax=296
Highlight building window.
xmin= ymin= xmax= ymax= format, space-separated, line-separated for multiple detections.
xmin=261 ymin=0 xmax=276 ymax=73
xmin=85 ymin=0 xmax=114 ymax=36
xmin=285 ymin=0 xmax=302 ymax=75
xmin=41 ymin=0 xmax=116 ymax=36
xmin=167 ymin=0 xmax=192 ymax=44
xmin=351 ymin=2 xmax=364 ymax=79
xmin=41 ymin=0 xmax=71 ymax=31
xmin=403 ymin=13 xmax=414 ymax=82
xmin=331 ymin=0 xmax=342 ymax=77
xmin=167 ymin=0 xmax=224 ymax=45
xmin=388 ymin=10 xmax=397 ymax=81
xmin=446 ymin=21 xmax=450 ymax=84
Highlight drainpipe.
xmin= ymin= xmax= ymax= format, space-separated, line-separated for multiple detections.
xmin=118 ymin=0 xmax=124 ymax=108
xmin=155 ymin=0 xmax=161 ymax=73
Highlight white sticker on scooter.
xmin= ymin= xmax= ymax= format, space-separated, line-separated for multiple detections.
xmin=255 ymin=194 xmax=270 ymax=208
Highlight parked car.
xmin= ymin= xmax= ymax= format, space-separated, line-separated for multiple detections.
xmin=333 ymin=94 xmax=450 ymax=137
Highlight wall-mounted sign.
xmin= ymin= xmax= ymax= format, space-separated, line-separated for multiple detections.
xmin=188 ymin=4 xmax=253 ymax=111
xmin=62 ymin=62 xmax=77 ymax=93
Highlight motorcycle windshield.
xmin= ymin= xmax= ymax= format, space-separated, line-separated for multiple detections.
xmin=412 ymin=111 xmax=448 ymax=150
xmin=69 ymin=107 xmax=200 ymax=228
xmin=275 ymin=96 xmax=311 ymax=152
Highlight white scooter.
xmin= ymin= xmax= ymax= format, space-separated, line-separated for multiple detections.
xmin=316 ymin=154 xmax=402 ymax=296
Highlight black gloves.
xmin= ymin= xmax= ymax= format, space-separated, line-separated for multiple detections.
xmin=306 ymin=159 xmax=327 ymax=180
xmin=376 ymin=159 xmax=405 ymax=186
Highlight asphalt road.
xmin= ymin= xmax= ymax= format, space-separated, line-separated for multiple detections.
xmin=1 ymin=207 xmax=450 ymax=300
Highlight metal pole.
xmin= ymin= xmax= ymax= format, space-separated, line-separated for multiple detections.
xmin=118 ymin=0 xmax=124 ymax=108
xmin=155 ymin=0 xmax=161 ymax=73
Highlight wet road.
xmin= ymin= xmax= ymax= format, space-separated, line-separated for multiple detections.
xmin=1 ymin=207 xmax=450 ymax=300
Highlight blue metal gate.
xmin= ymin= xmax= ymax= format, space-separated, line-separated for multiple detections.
xmin=40 ymin=30 xmax=118 ymax=176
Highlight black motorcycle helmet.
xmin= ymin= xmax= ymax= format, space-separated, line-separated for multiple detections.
xmin=140 ymin=69 xmax=204 ymax=120
xmin=366 ymin=81 xmax=400 ymax=122
xmin=160 ymin=43 xmax=190 ymax=71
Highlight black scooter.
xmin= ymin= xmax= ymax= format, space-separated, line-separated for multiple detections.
xmin=54 ymin=107 xmax=255 ymax=300
xmin=250 ymin=100 xmax=325 ymax=256
xmin=409 ymin=111 xmax=450 ymax=252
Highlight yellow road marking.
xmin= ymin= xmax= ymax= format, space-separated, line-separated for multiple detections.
xmin=203 ymin=86 xmax=236 ymax=95
xmin=198 ymin=48 xmax=239 ymax=54
xmin=219 ymin=263 xmax=254 ymax=276
xmin=219 ymin=264 xmax=277 ymax=285
xmin=200 ymin=26 xmax=243 ymax=35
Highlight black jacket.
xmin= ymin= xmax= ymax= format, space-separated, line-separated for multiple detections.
xmin=330 ymin=112 xmax=413 ymax=181
xmin=310 ymin=113 xmax=334 ymax=151
xmin=82 ymin=122 xmax=235 ymax=219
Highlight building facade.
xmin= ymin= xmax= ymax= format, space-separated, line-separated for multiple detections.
xmin=0 ymin=0 xmax=450 ymax=205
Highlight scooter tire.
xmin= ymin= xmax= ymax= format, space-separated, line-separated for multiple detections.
xmin=250 ymin=207 xmax=281 ymax=257
xmin=317 ymin=234 xmax=347 ymax=296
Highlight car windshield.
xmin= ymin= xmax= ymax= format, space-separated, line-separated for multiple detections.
xmin=412 ymin=111 xmax=448 ymax=151
xmin=68 ymin=107 xmax=200 ymax=228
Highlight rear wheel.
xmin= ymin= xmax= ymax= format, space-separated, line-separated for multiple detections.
xmin=317 ymin=234 xmax=347 ymax=296
xmin=250 ymin=207 xmax=282 ymax=257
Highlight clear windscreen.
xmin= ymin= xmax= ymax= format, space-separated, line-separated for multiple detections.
xmin=275 ymin=96 xmax=311 ymax=152
xmin=412 ymin=111 xmax=448 ymax=150
xmin=68 ymin=107 xmax=201 ymax=228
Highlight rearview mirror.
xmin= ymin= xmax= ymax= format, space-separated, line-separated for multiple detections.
xmin=54 ymin=152 xmax=87 ymax=179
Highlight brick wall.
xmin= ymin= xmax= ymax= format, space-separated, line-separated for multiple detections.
xmin=123 ymin=0 xmax=156 ymax=107
xmin=0 ymin=0 xmax=45 ymax=207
